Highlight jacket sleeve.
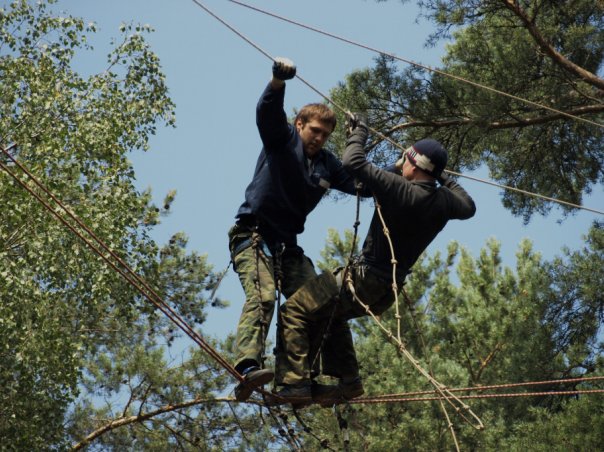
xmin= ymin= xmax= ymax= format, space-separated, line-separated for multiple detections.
xmin=325 ymin=152 xmax=372 ymax=197
xmin=256 ymin=82 xmax=295 ymax=152
xmin=438 ymin=174 xmax=477 ymax=219
xmin=342 ymin=126 xmax=404 ymax=200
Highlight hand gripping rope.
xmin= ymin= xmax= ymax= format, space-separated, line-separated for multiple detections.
xmin=192 ymin=0 xmax=604 ymax=216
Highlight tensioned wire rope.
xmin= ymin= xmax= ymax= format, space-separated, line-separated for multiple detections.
xmin=0 ymin=143 xmax=240 ymax=380
xmin=190 ymin=0 xmax=484 ymax=441
xmin=189 ymin=0 xmax=603 ymax=442
xmin=193 ymin=0 xmax=604 ymax=216
xmin=0 ymin=143 xmax=304 ymax=447
xmin=228 ymin=0 xmax=604 ymax=131
xmin=354 ymin=375 xmax=604 ymax=403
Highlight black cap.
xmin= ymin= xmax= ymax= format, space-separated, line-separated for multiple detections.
xmin=405 ymin=139 xmax=448 ymax=178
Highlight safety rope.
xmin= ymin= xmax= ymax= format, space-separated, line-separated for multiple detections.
xmin=355 ymin=388 xmax=604 ymax=405
xmin=227 ymin=0 xmax=604 ymax=130
xmin=241 ymin=232 xmax=300 ymax=439
xmin=397 ymin=262 xmax=462 ymax=449
xmin=191 ymin=0 xmax=604 ymax=216
xmin=292 ymin=408 xmax=337 ymax=452
xmin=272 ymin=243 xmax=286 ymax=365
xmin=358 ymin=375 xmax=604 ymax=401
xmin=344 ymin=270 xmax=485 ymax=430
xmin=368 ymin=191 xmax=484 ymax=437
xmin=250 ymin=231 xmax=270 ymax=370
xmin=0 ymin=145 xmax=240 ymax=381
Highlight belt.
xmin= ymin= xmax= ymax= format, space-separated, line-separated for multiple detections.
xmin=231 ymin=234 xmax=273 ymax=258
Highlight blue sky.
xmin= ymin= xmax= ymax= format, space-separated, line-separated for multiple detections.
xmin=55 ymin=0 xmax=602 ymax=339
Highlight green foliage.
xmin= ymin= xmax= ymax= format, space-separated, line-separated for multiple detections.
xmin=331 ymin=0 xmax=604 ymax=221
xmin=2 ymin=1 xmax=602 ymax=448
xmin=317 ymin=227 xmax=361 ymax=272
xmin=0 ymin=1 xmax=230 ymax=448
xmin=285 ymin=226 xmax=603 ymax=451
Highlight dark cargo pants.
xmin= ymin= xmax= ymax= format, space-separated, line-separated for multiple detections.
xmin=229 ymin=223 xmax=317 ymax=373
xmin=275 ymin=265 xmax=397 ymax=386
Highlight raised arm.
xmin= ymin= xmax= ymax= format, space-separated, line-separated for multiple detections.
xmin=256 ymin=58 xmax=297 ymax=151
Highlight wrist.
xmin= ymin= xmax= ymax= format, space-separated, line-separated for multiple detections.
xmin=270 ymin=78 xmax=285 ymax=89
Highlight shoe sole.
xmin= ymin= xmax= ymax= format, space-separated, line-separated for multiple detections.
xmin=234 ymin=371 xmax=274 ymax=402
xmin=343 ymin=387 xmax=365 ymax=399
xmin=315 ymin=388 xmax=365 ymax=407
xmin=263 ymin=393 xmax=312 ymax=407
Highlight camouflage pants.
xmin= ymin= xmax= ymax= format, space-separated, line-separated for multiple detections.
xmin=275 ymin=264 xmax=397 ymax=385
xmin=228 ymin=223 xmax=317 ymax=373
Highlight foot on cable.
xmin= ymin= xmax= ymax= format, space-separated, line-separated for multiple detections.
xmin=340 ymin=376 xmax=365 ymax=399
xmin=234 ymin=366 xmax=274 ymax=402
xmin=313 ymin=376 xmax=365 ymax=407
xmin=264 ymin=383 xmax=312 ymax=407
xmin=265 ymin=381 xmax=339 ymax=409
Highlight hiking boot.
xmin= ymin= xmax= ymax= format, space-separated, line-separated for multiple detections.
xmin=339 ymin=376 xmax=364 ymax=400
xmin=312 ymin=383 xmax=342 ymax=406
xmin=234 ymin=366 xmax=274 ymax=402
xmin=273 ymin=383 xmax=311 ymax=402
xmin=264 ymin=382 xmax=315 ymax=408
xmin=313 ymin=377 xmax=364 ymax=407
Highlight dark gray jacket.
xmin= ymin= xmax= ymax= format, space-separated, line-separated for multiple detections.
xmin=342 ymin=127 xmax=476 ymax=279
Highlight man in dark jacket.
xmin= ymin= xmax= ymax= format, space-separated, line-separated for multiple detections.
xmin=272 ymin=118 xmax=476 ymax=404
xmin=229 ymin=58 xmax=362 ymax=401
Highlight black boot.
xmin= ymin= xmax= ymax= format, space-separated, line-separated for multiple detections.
xmin=234 ymin=366 xmax=274 ymax=402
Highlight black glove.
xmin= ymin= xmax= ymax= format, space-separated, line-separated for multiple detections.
xmin=437 ymin=171 xmax=449 ymax=185
xmin=272 ymin=57 xmax=296 ymax=81
xmin=345 ymin=112 xmax=368 ymax=137
xmin=345 ymin=113 xmax=369 ymax=149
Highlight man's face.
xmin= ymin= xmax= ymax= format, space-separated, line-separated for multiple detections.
xmin=295 ymin=118 xmax=333 ymax=158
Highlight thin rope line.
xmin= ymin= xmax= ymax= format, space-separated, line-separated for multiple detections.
xmin=190 ymin=0 xmax=350 ymax=114
xmin=372 ymin=198 xmax=463 ymax=448
xmin=0 ymin=146 xmax=240 ymax=380
xmin=355 ymin=388 xmax=604 ymax=405
xmin=227 ymin=0 xmax=604 ymax=130
xmin=362 ymin=375 xmax=604 ymax=400
xmin=345 ymin=273 xmax=485 ymax=430
xmin=191 ymin=0 xmax=602 ymax=216
xmin=446 ymin=169 xmax=604 ymax=215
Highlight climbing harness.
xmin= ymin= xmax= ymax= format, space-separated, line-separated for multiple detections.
xmin=308 ymin=181 xmax=364 ymax=383
xmin=334 ymin=404 xmax=351 ymax=452
xmin=271 ymin=242 xmax=287 ymax=361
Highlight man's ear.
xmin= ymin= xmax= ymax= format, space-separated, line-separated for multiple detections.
xmin=295 ymin=118 xmax=304 ymax=132
xmin=409 ymin=165 xmax=421 ymax=179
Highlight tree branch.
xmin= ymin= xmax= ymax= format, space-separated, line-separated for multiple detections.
xmin=500 ymin=0 xmax=604 ymax=92
xmin=71 ymin=396 xmax=250 ymax=450
xmin=476 ymin=342 xmax=503 ymax=382
xmin=382 ymin=103 xmax=604 ymax=135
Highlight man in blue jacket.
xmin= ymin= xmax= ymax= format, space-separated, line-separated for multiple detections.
xmin=273 ymin=118 xmax=477 ymax=404
xmin=229 ymin=58 xmax=361 ymax=401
